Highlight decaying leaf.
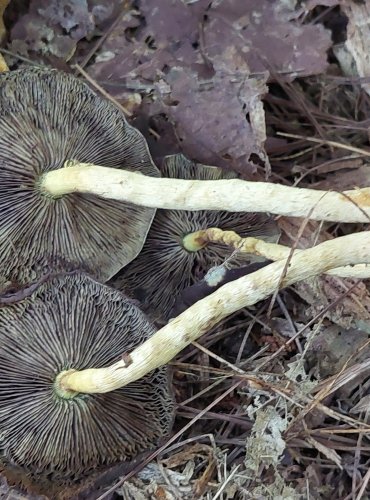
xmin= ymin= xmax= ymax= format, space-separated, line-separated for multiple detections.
xmin=294 ymin=275 xmax=370 ymax=329
xmin=92 ymin=0 xmax=333 ymax=81
xmin=306 ymin=325 xmax=370 ymax=378
xmin=312 ymin=163 xmax=370 ymax=191
xmin=341 ymin=2 xmax=370 ymax=97
xmin=120 ymin=462 xmax=194 ymax=499
xmin=153 ymin=67 xmax=269 ymax=174
xmin=9 ymin=0 xmax=119 ymax=61
xmin=89 ymin=0 xmax=334 ymax=172
xmin=201 ymin=0 xmax=332 ymax=78
xmin=278 ymin=218 xmax=370 ymax=330
xmin=0 ymin=473 xmax=47 ymax=499
xmin=245 ymin=405 xmax=288 ymax=473
xmin=351 ymin=394 xmax=370 ymax=415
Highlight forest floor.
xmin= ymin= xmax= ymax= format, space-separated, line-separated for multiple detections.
xmin=2 ymin=1 xmax=370 ymax=499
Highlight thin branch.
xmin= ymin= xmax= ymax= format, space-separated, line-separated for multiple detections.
xmin=277 ymin=131 xmax=370 ymax=157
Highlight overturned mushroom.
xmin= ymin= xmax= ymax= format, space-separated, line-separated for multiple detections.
xmin=0 ymin=67 xmax=159 ymax=284
xmin=111 ymin=154 xmax=279 ymax=322
xmin=58 ymin=230 xmax=370 ymax=395
xmin=0 ymin=273 xmax=173 ymax=491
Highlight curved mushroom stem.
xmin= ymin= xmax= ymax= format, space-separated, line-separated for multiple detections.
xmin=40 ymin=161 xmax=370 ymax=223
xmin=57 ymin=230 xmax=370 ymax=394
xmin=183 ymin=228 xmax=370 ymax=278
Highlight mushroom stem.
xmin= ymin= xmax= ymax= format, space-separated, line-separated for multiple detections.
xmin=186 ymin=228 xmax=370 ymax=278
xmin=40 ymin=161 xmax=370 ymax=223
xmin=58 ymin=230 xmax=370 ymax=394
xmin=0 ymin=54 xmax=8 ymax=72
xmin=182 ymin=231 xmax=209 ymax=251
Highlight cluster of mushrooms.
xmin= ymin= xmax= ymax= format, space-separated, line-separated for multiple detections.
xmin=2 ymin=65 xmax=370 ymax=498
xmin=0 ymin=67 xmax=280 ymax=496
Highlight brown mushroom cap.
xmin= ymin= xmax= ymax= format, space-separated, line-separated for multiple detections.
xmin=0 ymin=273 xmax=173 ymax=482
xmin=0 ymin=67 xmax=159 ymax=284
xmin=112 ymin=154 xmax=279 ymax=322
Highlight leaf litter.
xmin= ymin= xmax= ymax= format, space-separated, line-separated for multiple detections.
xmin=3 ymin=0 xmax=370 ymax=498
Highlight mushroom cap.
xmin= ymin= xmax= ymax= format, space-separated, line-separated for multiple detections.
xmin=0 ymin=67 xmax=159 ymax=284
xmin=0 ymin=273 xmax=173 ymax=483
xmin=112 ymin=154 xmax=279 ymax=322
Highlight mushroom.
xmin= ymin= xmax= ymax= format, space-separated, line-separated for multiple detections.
xmin=0 ymin=67 xmax=159 ymax=285
xmin=111 ymin=154 xmax=279 ymax=322
xmin=0 ymin=272 xmax=173 ymax=489
xmin=56 ymin=230 xmax=370 ymax=396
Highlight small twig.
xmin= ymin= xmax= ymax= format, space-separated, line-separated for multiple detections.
xmin=73 ymin=64 xmax=132 ymax=117
xmin=0 ymin=48 xmax=44 ymax=67
xmin=78 ymin=1 xmax=132 ymax=70
xmin=212 ymin=464 xmax=241 ymax=500
xmin=277 ymin=131 xmax=370 ymax=157
xmin=355 ymin=465 xmax=370 ymax=500
xmin=192 ymin=341 xmax=245 ymax=374
xmin=0 ymin=270 xmax=80 ymax=305
xmin=267 ymin=197 xmax=320 ymax=319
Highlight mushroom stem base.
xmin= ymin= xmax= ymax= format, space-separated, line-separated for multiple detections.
xmin=54 ymin=370 xmax=80 ymax=399
xmin=182 ymin=230 xmax=209 ymax=251
xmin=40 ymin=162 xmax=86 ymax=198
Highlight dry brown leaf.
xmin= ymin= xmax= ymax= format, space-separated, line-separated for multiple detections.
xmin=8 ymin=0 xmax=119 ymax=62
xmin=202 ymin=0 xmax=333 ymax=78
xmin=89 ymin=0 xmax=334 ymax=172
xmin=153 ymin=67 xmax=269 ymax=175
xmin=351 ymin=394 xmax=370 ymax=415
xmin=294 ymin=275 xmax=370 ymax=329
xmin=193 ymin=455 xmax=216 ymax=498
xmin=162 ymin=443 xmax=213 ymax=469
xmin=279 ymin=218 xmax=370 ymax=329
xmin=307 ymin=325 xmax=370 ymax=378
xmin=341 ymin=2 xmax=370 ymax=97
xmin=312 ymin=164 xmax=370 ymax=191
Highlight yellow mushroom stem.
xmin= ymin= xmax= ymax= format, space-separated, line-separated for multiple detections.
xmin=0 ymin=54 xmax=8 ymax=73
xmin=183 ymin=228 xmax=370 ymax=278
xmin=182 ymin=230 xmax=209 ymax=251
xmin=0 ymin=0 xmax=9 ymax=72
xmin=40 ymin=161 xmax=370 ymax=223
xmin=56 ymin=230 xmax=370 ymax=395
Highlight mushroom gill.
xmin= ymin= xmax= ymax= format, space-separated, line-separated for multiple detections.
xmin=0 ymin=67 xmax=159 ymax=285
xmin=0 ymin=273 xmax=173 ymax=485
xmin=112 ymin=154 xmax=279 ymax=322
